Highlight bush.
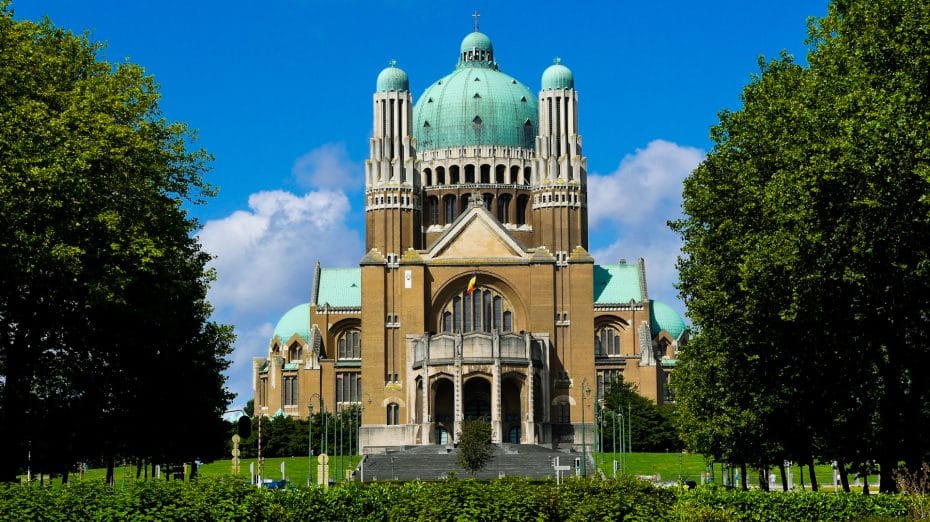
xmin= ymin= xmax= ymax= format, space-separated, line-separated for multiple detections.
xmin=0 ymin=476 xmax=918 ymax=521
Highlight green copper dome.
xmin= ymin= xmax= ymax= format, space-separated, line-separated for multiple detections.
xmin=414 ymin=32 xmax=537 ymax=151
xmin=376 ymin=62 xmax=409 ymax=92
xmin=650 ymin=300 xmax=687 ymax=340
xmin=460 ymin=31 xmax=493 ymax=54
xmin=272 ymin=303 xmax=310 ymax=344
xmin=542 ymin=59 xmax=574 ymax=90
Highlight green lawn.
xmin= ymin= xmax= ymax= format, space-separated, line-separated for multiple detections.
xmin=30 ymin=452 xmax=877 ymax=491
xmin=593 ymin=452 xmax=879 ymax=490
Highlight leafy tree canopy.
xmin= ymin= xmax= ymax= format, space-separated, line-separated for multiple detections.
xmin=0 ymin=1 xmax=233 ymax=482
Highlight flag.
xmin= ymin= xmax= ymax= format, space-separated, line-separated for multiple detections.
xmin=466 ymin=275 xmax=477 ymax=296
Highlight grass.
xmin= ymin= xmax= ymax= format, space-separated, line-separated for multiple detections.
xmin=30 ymin=455 xmax=362 ymax=487
xmin=28 ymin=452 xmax=878 ymax=491
xmin=593 ymin=452 xmax=880 ymax=490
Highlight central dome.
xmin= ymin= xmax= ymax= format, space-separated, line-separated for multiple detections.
xmin=413 ymin=32 xmax=538 ymax=152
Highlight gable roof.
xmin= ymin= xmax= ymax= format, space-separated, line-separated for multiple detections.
xmin=425 ymin=202 xmax=528 ymax=261
xmin=313 ymin=267 xmax=361 ymax=308
xmin=594 ymin=262 xmax=646 ymax=304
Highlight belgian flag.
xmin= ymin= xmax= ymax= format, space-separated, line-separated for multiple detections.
xmin=466 ymin=274 xmax=477 ymax=296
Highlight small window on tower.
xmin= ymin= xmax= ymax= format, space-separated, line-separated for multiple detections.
xmin=474 ymin=76 xmax=481 ymax=82
xmin=423 ymin=121 xmax=431 ymax=128
xmin=473 ymin=92 xmax=481 ymax=99
xmin=472 ymin=115 xmax=482 ymax=125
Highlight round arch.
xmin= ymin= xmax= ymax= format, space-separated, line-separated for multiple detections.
xmin=430 ymin=271 xmax=529 ymax=333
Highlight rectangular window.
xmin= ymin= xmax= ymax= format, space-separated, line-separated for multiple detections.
xmin=336 ymin=372 xmax=361 ymax=405
xmin=283 ymin=376 xmax=298 ymax=406
xmin=483 ymin=291 xmax=492 ymax=332
xmin=453 ymin=297 xmax=461 ymax=333
xmin=473 ymin=291 xmax=482 ymax=332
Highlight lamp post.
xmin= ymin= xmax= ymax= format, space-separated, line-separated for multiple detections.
xmin=308 ymin=393 xmax=321 ymax=485
xmin=580 ymin=378 xmax=591 ymax=477
xmin=617 ymin=411 xmax=624 ymax=476
xmin=612 ymin=411 xmax=618 ymax=478
xmin=598 ymin=400 xmax=605 ymax=466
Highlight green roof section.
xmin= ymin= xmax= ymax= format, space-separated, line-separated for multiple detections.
xmin=272 ymin=303 xmax=310 ymax=344
xmin=650 ymin=300 xmax=687 ymax=340
xmin=413 ymin=31 xmax=537 ymax=151
xmin=314 ymin=267 xmax=361 ymax=308
xmin=594 ymin=263 xmax=645 ymax=304
xmin=376 ymin=62 xmax=409 ymax=92
xmin=541 ymin=59 xmax=574 ymax=90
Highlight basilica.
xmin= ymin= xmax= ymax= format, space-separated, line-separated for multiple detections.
xmin=253 ymin=28 xmax=687 ymax=450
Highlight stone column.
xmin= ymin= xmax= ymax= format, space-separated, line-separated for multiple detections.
xmin=453 ymin=335 xmax=463 ymax=442
xmin=491 ymin=332 xmax=502 ymax=443
xmin=525 ymin=369 xmax=535 ymax=445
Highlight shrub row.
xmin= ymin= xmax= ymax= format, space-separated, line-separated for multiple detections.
xmin=0 ymin=477 xmax=915 ymax=521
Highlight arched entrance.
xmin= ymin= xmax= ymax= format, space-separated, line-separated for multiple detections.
xmin=432 ymin=378 xmax=454 ymax=445
xmin=502 ymin=376 xmax=523 ymax=444
xmin=464 ymin=377 xmax=491 ymax=420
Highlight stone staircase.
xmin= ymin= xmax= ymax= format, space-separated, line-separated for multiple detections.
xmin=358 ymin=444 xmax=593 ymax=482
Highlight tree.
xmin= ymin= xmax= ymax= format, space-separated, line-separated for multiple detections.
xmin=673 ymin=0 xmax=930 ymax=493
xmin=0 ymin=2 xmax=233 ymax=482
xmin=457 ymin=419 xmax=494 ymax=476
xmin=601 ymin=378 xmax=682 ymax=452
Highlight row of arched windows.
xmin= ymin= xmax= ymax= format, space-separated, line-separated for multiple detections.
xmin=422 ymin=164 xmax=532 ymax=186
xmin=441 ymin=288 xmax=514 ymax=334
xmin=426 ymin=193 xmax=529 ymax=226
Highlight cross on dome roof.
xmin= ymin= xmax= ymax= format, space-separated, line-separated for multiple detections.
xmin=472 ymin=10 xmax=480 ymax=31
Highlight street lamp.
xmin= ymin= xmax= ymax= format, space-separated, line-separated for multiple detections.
xmin=612 ymin=411 xmax=618 ymax=478
xmin=580 ymin=378 xmax=591 ymax=477
xmin=308 ymin=393 xmax=321 ymax=485
xmin=597 ymin=400 xmax=605 ymax=466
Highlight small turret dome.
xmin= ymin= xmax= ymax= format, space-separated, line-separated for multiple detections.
xmin=376 ymin=61 xmax=409 ymax=92
xmin=460 ymin=31 xmax=493 ymax=54
xmin=271 ymin=303 xmax=310 ymax=344
xmin=542 ymin=59 xmax=574 ymax=90
xmin=650 ymin=300 xmax=687 ymax=340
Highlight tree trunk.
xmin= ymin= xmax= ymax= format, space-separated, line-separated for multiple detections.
xmin=189 ymin=460 xmax=198 ymax=481
xmin=62 ymin=468 xmax=69 ymax=485
xmin=838 ymin=461 xmax=850 ymax=492
xmin=879 ymin=458 xmax=897 ymax=493
xmin=779 ymin=462 xmax=789 ymax=491
xmin=863 ymin=474 xmax=870 ymax=495
xmin=759 ymin=467 xmax=769 ymax=491
xmin=151 ymin=461 xmax=156 ymax=479
xmin=105 ymin=458 xmax=115 ymax=486
xmin=799 ymin=463 xmax=805 ymax=489
xmin=136 ymin=459 xmax=143 ymax=480
xmin=740 ymin=463 xmax=748 ymax=491
xmin=807 ymin=455 xmax=818 ymax=491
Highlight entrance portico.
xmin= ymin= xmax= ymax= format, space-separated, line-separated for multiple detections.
xmin=408 ymin=331 xmax=550 ymax=445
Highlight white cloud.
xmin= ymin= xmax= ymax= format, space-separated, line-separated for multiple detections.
xmin=588 ymin=139 xmax=704 ymax=322
xmin=291 ymin=142 xmax=362 ymax=190
xmin=199 ymin=187 xmax=363 ymax=406
xmin=588 ymin=139 xmax=703 ymax=229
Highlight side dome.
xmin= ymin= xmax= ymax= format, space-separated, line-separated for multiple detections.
xmin=376 ymin=62 xmax=409 ymax=92
xmin=541 ymin=59 xmax=574 ymax=90
xmin=272 ymin=303 xmax=310 ymax=344
xmin=650 ymin=300 xmax=687 ymax=340
xmin=413 ymin=32 xmax=537 ymax=151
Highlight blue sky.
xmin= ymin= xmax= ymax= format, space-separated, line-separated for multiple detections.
xmin=16 ymin=1 xmax=827 ymax=409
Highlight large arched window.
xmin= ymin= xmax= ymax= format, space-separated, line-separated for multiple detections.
xmin=516 ymin=195 xmax=529 ymax=225
xmin=595 ymin=326 xmax=621 ymax=357
xmin=439 ymin=285 xmax=514 ymax=333
xmin=338 ymin=328 xmax=361 ymax=359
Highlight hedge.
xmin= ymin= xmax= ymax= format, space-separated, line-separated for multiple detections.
xmin=0 ymin=477 xmax=915 ymax=521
